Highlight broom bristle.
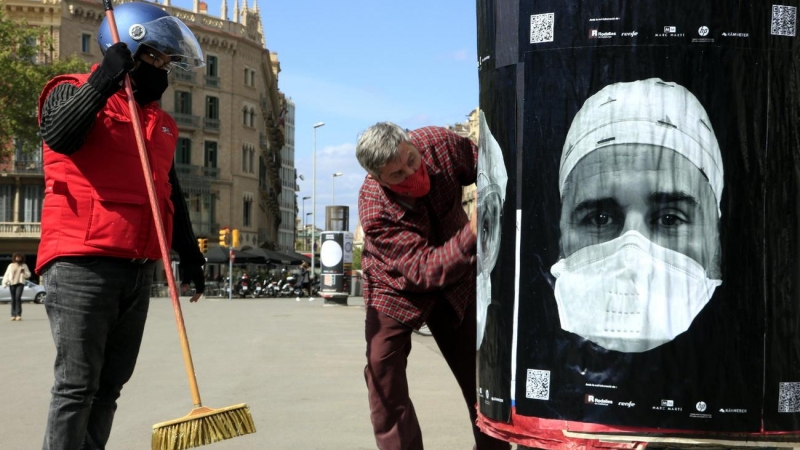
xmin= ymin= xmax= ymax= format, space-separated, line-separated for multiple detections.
xmin=151 ymin=403 xmax=256 ymax=450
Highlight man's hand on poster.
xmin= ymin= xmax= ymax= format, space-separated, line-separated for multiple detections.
xmin=179 ymin=263 xmax=205 ymax=303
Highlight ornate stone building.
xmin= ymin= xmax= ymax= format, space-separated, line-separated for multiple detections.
xmin=0 ymin=0 xmax=293 ymax=268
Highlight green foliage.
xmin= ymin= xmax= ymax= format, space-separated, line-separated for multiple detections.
xmin=352 ymin=246 xmax=362 ymax=270
xmin=0 ymin=10 xmax=90 ymax=156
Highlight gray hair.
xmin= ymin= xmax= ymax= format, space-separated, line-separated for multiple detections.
xmin=355 ymin=122 xmax=411 ymax=176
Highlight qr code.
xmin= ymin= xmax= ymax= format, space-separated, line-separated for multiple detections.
xmin=771 ymin=5 xmax=797 ymax=36
xmin=526 ymin=369 xmax=550 ymax=400
xmin=530 ymin=13 xmax=555 ymax=44
xmin=779 ymin=382 xmax=800 ymax=412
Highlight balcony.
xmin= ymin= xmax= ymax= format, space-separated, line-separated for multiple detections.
xmin=0 ymin=160 xmax=43 ymax=175
xmin=204 ymin=75 xmax=220 ymax=88
xmin=203 ymin=117 xmax=220 ymax=133
xmin=172 ymin=70 xmax=197 ymax=85
xmin=172 ymin=112 xmax=201 ymax=130
xmin=192 ymin=221 xmax=219 ymax=237
xmin=174 ymin=163 xmax=217 ymax=195
xmin=0 ymin=222 xmax=41 ymax=238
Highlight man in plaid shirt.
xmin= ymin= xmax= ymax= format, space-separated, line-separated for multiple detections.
xmin=356 ymin=122 xmax=509 ymax=449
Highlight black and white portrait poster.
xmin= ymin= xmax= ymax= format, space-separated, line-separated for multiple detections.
xmin=476 ymin=0 xmax=800 ymax=447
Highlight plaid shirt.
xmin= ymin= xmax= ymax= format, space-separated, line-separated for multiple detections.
xmin=358 ymin=126 xmax=478 ymax=329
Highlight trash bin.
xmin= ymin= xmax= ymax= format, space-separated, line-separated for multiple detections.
xmin=350 ymin=275 xmax=362 ymax=297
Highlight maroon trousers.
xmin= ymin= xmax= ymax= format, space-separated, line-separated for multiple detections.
xmin=364 ymin=300 xmax=510 ymax=450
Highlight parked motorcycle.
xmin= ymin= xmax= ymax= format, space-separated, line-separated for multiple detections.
xmin=251 ymin=276 xmax=264 ymax=298
xmin=235 ymin=274 xmax=250 ymax=298
xmin=279 ymin=276 xmax=297 ymax=297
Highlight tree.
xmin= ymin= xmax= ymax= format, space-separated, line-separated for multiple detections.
xmin=352 ymin=246 xmax=362 ymax=270
xmin=0 ymin=10 xmax=90 ymax=157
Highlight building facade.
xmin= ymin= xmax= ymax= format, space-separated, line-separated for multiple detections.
xmin=277 ymin=98 xmax=296 ymax=252
xmin=0 ymin=0 xmax=293 ymax=268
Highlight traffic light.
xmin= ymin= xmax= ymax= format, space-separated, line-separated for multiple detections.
xmin=197 ymin=238 xmax=208 ymax=253
xmin=219 ymin=228 xmax=230 ymax=246
xmin=232 ymin=229 xmax=240 ymax=248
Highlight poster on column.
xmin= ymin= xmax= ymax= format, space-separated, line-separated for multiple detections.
xmin=476 ymin=0 xmax=800 ymax=442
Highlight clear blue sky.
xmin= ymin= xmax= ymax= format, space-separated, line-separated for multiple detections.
xmin=170 ymin=0 xmax=479 ymax=232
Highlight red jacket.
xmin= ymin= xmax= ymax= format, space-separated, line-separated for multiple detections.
xmin=36 ymin=72 xmax=177 ymax=274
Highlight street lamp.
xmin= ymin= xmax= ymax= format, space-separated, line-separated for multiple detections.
xmin=302 ymin=196 xmax=311 ymax=250
xmin=311 ymin=121 xmax=325 ymax=297
xmin=305 ymin=212 xmax=312 ymax=251
xmin=331 ymin=172 xmax=343 ymax=205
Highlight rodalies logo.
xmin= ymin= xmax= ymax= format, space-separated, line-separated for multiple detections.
xmin=585 ymin=395 xmax=613 ymax=406
xmin=589 ymin=29 xmax=616 ymax=39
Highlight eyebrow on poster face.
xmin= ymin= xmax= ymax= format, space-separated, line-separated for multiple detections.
xmin=570 ymin=191 xmax=700 ymax=214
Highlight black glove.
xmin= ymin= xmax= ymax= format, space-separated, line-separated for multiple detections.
xmin=88 ymin=42 xmax=135 ymax=97
xmin=180 ymin=263 xmax=205 ymax=295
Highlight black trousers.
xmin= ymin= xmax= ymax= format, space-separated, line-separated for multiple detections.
xmin=9 ymin=283 xmax=24 ymax=317
xmin=364 ymin=300 xmax=511 ymax=450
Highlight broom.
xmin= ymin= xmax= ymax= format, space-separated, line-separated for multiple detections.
xmin=101 ymin=2 xmax=256 ymax=448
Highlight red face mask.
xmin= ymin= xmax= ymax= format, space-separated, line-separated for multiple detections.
xmin=386 ymin=162 xmax=430 ymax=197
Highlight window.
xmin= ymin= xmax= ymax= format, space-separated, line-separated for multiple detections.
xmin=241 ymin=144 xmax=255 ymax=173
xmin=249 ymin=108 xmax=255 ymax=128
xmin=176 ymin=138 xmax=191 ymax=164
xmin=207 ymin=55 xmax=218 ymax=77
xmin=243 ymin=67 xmax=256 ymax=87
xmin=243 ymin=197 xmax=252 ymax=227
xmin=22 ymin=185 xmax=43 ymax=222
xmin=0 ymin=186 xmax=13 ymax=221
xmin=242 ymin=106 xmax=248 ymax=126
xmin=204 ymin=141 xmax=218 ymax=168
xmin=81 ymin=34 xmax=91 ymax=53
xmin=175 ymin=91 xmax=192 ymax=114
xmin=205 ymin=96 xmax=219 ymax=119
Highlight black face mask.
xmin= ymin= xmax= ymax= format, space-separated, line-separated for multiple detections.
xmin=130 ymin=61 xmax=169 ymax=105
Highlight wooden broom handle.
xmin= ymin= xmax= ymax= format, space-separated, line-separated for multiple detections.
xmin=103 ymin=0 xmax=203 ymax=408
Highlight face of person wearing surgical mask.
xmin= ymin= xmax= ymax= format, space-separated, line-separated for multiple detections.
xmin=553 ymin=143 xmax=723 ymax=353
xmin=559 ymin=144 xmax=721 ymax=278
xmin=373 ymin=141 xmax=431 ymax=198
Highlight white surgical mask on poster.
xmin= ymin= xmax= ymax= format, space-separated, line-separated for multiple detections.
xmin=550 ymin=230 xmax=722 ymax=353
xmin=477 ymin=110 xmax=508 ymax=350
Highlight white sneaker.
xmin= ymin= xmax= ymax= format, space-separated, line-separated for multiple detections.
xmin=308 ymin=297 xmax=314 ymax=301
xmin=413 ymin=324 xmax=433 ymax=336
xmin=296 ymin=297 xmax=301 ymax=301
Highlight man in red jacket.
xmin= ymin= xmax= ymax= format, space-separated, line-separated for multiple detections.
xmin=37 ymin=3 xmax=206 ymax=449
xmin=357 ymin=122 xmax=509 ymax=449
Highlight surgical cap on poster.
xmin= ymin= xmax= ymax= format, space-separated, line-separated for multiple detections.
xmin=559 ymin=78 xmax=724 ymax=216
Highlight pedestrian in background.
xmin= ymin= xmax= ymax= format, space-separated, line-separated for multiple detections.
xmin=35 ymin=3 xmax=206 ymax=448
xmin=2 ymin=252 xmax=31 ymax=321
xmin=296 ymin=261 xmax=311 ymax=301
xmin=356 ymin=122 xmax=510 ymax=449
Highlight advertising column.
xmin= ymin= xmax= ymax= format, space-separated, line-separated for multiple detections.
xmin=476 ymin=0 xmax=800 ymax=448
xmin=319 ymin=231 xmax=353 ymax=304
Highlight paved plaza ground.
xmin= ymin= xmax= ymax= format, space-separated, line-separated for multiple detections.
xmin=0 ymin=295 xmax=514 ymax=449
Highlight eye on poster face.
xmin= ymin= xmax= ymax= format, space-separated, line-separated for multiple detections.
xmin=476 ymin=0 xmax=800 ymax=446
